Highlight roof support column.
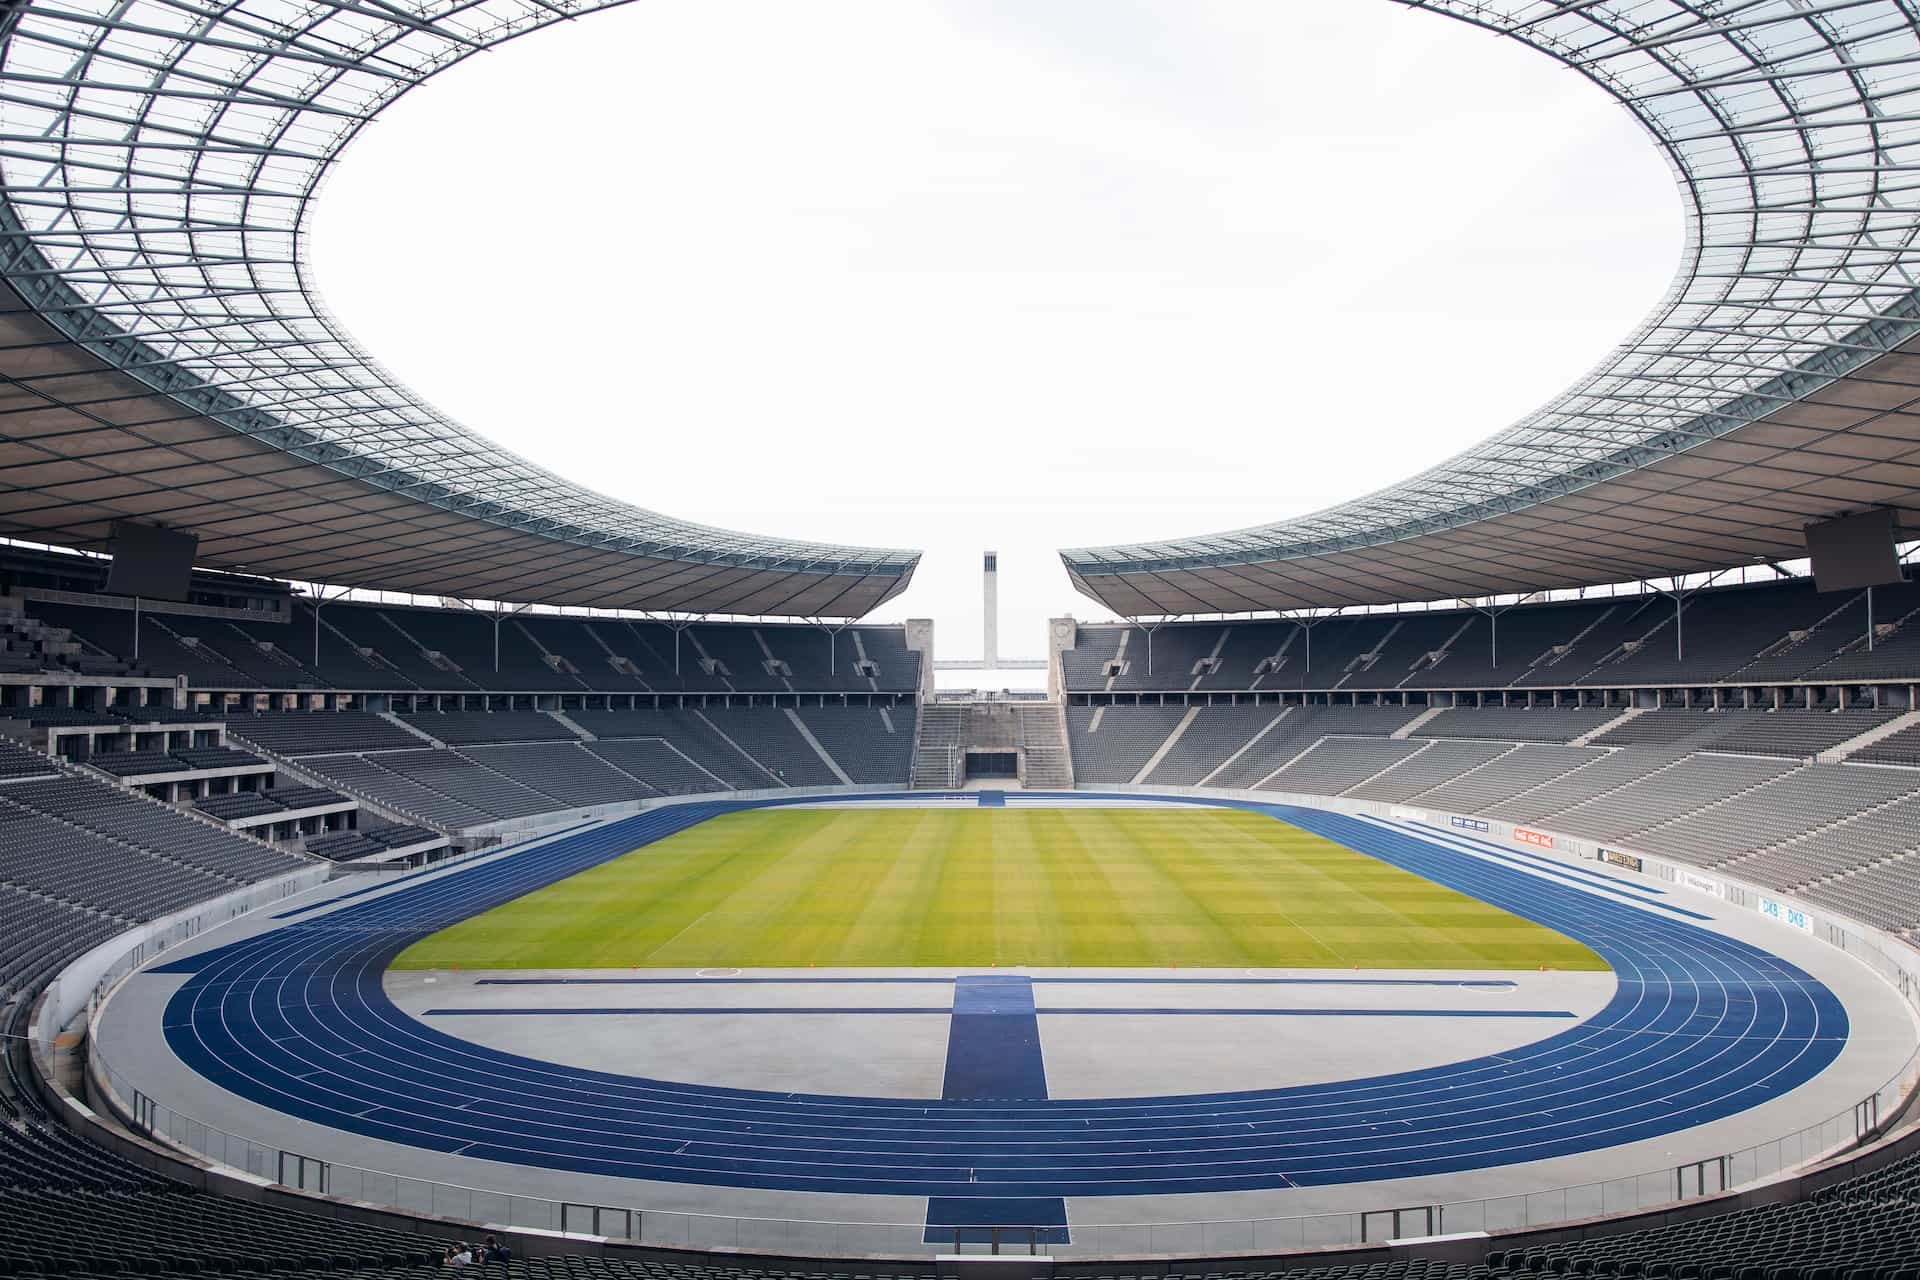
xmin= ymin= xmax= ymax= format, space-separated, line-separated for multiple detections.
xmin=309 ymin=583 xmax=347 ymax=668
xmin=1655 ymin=571 xmax=1729 ymax=664
xmin=811 ymin=618 xmax=851 ymax=676
xmin=1466 ymin=596 xmax=1531 ymax=672
xmin=658 ymin=615 xmax=706 ymax=678
xmin=1287 ymin=609 xmax=1340 ymax=688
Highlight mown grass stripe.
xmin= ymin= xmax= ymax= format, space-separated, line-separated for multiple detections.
xmin=392 ymin=808 xmax=1607 ymax=972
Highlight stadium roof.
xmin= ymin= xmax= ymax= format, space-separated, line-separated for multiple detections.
xmin=0 ymin=0 xmax=916 ymax=618
xmin=1065 ymin=0 xmax=1920 ymax=617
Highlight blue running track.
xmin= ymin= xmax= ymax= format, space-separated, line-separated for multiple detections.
xmin=148 ymin=794 xmax=1848 ymax=1199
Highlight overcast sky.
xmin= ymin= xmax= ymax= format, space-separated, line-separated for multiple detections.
xmin=309 ymin=0 xmax=1681 ymax=676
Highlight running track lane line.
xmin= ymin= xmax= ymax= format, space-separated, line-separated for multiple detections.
xmin=140 ymin=796 xmax=1846 ymax=1198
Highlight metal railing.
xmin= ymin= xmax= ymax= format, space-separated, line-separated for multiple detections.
xmin=90 ymin=1036 xmax=1920 ymax=1258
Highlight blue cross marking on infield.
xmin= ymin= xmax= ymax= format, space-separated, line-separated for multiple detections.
xmin=417 ymin=973 xmax=1575 ymax=1245
xmin=928 ymin=974 xmax=1066 ymax=1244
xmin=942 ymin=974 xmax=1047 ymax=1098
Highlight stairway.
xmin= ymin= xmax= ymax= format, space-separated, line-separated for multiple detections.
xmin=0 ymin=596 xmax=62 ymax=673
xmin=1015 ymin=703 xmax=1073 ymax=789
xmin=1571 ymin=706 xmax=1642 ymax=747
xmin=911 ymin=704 xmax=966 ymax=789
xmin=1391 ymin=706 xmax=1448 ymax=739
xmin=1821 ymin=709 xmax=1920 ymax=762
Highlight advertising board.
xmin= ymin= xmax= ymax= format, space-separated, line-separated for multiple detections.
xmin=1759 ymin=896 xmax=1814 ymax=932
xmin=1682 ymin=871 xmax=1721 ymax=898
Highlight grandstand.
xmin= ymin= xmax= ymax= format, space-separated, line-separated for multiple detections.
xmin=4 ymin=0 xmax=1920 ymax=1274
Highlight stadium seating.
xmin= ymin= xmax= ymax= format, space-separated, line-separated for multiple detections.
xmin=1731 ymin=586 xmax=1899 ymax=683
xmin=0 ymin=800 xmax=228 ymax=919
xmin=584 ymin=738 xmax=728 ymax=794
xmin=713 ymin=710 xmax=842 ymax=786
xmin=85 ymin=747 xmax=264 ymax=778
xmin=169 ymin=621 xmax=327 ymax=688
xmin=1404 ymin=600 xmax=1606 ymax=688
xmin=1481 ymin=1192 xmax=1920 ymax=1280
xmin=1411 ymin=706 xmax=1616 ymax=743
xmin=1410 ymin=744 xmax=1607 ymax=814
xmin=1347 ymin=740 xmax=1520 ymax=802
xmin=3 ymin=776 xmax=302 ymax=885
xmin=300 ymin=756 xmax=496 ymax=828
xmin=383 ymin=610 xmax=578 ymax=692
xmin=462 ymin=743 xmax=652 ymax=807
xmin=171 ymin=745 xmax=264 ymax=769
xmin=1198 ymin=705 xmax=1424 ymax=789
xmin=304 ymin=823 xmax=442 ymax=863
xmin=571 ymin=709 xmax=777 ymax=788
xmin=81 ymin=750 xmax=181 ymax=777
xmin=11 ymin=566 xmax=1920 ymax=1278
xmin=1590 ymin=709 xmax=1761 ymax=749
xmin=1710 ymin=710 xmax=1897 ymax=759
xmin=1139 ymin=705 xmax=1285 ymax=785
xmin=194 ymin=786 xmax=348 ymax=824
xmin=1064 ymin=700 xmax=1920 ymax=935
xmin=0 ymin=737 xmax=310 ymax=1004
xmin=1626 ymin=765 xmax=1919 ymax=867
xmin=0 ymin=740 xmax=63 ymax=780
xmin=1855 ymin=721 xmax=1920 ymax=767
xmin=1800 ymin=855 xmax=1920 ymax=935
xmin=108 ymin=706 xmax=224 ymax=725
xmin=1801 ymin=578 xmax=1920 ymax=682
xmin=1061 ymin=577 xmax=1917 ymax=693
xmin=1259 ymin=737 xmax=1428 ymax=795
xmin=1065 ymin=704 xmax=1190 ymax=783
xmin=4 ymin=706 xmax=123 ymax=728
xmin=1544 ymin=754 xmax=1802 ymax=841
xmin=374 ymin=750 xmax=562 ymax=819
xmin=686 ymin=625 xmax=787 ymax=693
xmin=516 ymin=615 xmax=649 ymax=691
xmin=4 ymin=699 xmax=1920 ymax=1280
xmin=1486 ymin=747 xmax=1693 ymax=824
xmin=1575 ymin=588 xmax=1826 ymax=686
xmin=794 ymin=707 xmax=915 ymax=783
xmin=400 ymin=711 xmax=576 ymax=745
xmin=194 ymin=792 xmax=285 ymax=821
xmin=7 ymin=598 xmax=925 ymax=697
xmin=1 ymin=885 xmax=121 ymax=997
xmin=227 ymin=711 xmax=425 ymax=756
xmin=253 ymin=702 xmax=911 ymax=824
xmin=229 ymin=606 xmax=404 ymax=688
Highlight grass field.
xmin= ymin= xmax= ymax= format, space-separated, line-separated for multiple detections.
xmin=394 ymin=808 xmax=1606 ymax=971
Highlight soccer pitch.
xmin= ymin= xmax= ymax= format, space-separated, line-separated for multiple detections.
xmin=394 ymin=807 xmax=1606 ymax=971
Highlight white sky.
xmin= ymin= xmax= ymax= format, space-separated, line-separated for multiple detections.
xmin=309 ymin=0 xmax=1682 ymax=675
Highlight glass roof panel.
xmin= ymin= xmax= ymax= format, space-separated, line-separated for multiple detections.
xmin=0 ymin=0 xmax=918 ymax=586
xmin=1066 ymin=0 xmax=1920 ymax=583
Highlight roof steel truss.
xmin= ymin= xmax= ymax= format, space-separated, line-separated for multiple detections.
xmin=1065 ymin=0 xmax=1920 ymax=614
xmin=0 ymin=0 xmax=915 ymax=616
